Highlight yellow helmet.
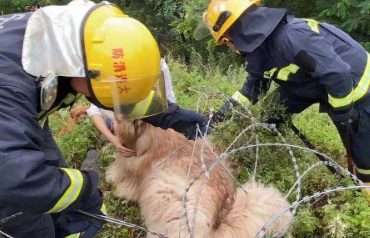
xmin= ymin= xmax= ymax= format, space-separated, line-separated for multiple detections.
xmin=202 ymin=0 xmax=261 ymax=44
xmin=83 ymin=2 xmax=167 ymax=119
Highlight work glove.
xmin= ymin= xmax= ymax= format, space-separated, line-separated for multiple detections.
xmin=143 ymin=102 xmax=210 ymax=140
xmin=210 ymin=98 xmax=238 ymax=124
xmin=54 ymin=171 xmax=106 ymax=238
xmin=338 ymin=110 xmax=359 ymax=134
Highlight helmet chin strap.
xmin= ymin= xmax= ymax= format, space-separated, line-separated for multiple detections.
xmin=70 ymin=77 xmax=91 ymax=96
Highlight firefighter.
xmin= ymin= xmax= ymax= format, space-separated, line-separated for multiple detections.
xmin=196 ymin=0 xmax=370 ymax=190
xmin=0 ymin=1 xmax=207 ymax=238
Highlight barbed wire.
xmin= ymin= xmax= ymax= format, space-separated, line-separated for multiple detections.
xmin=1 ymin=87 xmax=369 ymax=238
xmin=0 ymin=229 xmax=13 ymax=238
xmin=77 ymin=210 xmax=169 ymax=238
xmin=257 ymin=185 xmax=370 ymax=238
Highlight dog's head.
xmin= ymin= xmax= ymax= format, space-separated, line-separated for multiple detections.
xmin=115 ymin=119 xmax=150 ymax=150
xmin=70 ymin=105 xmax=89 ymax=124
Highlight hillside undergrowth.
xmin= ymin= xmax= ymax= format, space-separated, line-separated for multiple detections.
xmin=51 ymin=56 xmax=370 ymax=238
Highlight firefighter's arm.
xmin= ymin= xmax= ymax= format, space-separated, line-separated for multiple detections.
xmin=282 ymin=27 xmax=354 ymax=122
xmin=237 ymin=70 xmax=270 ymax=106
xmin=226 ymin=50 xmax=271 ymax=114
xmin=211 ymin=67 xmax=269 ymax=124
xmin=143 ymin=102 xmax=210 ymax=140
xmin=0 ymin=84 xmax=103 ymax=216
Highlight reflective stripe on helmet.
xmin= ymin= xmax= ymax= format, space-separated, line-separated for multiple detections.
xmin=46 ymin=168 xmax=84 ymax=214
xmin=232 ymin=91 xmax=251 ymax=108
xmin=129 ymin=90 xmax=155 ymax=118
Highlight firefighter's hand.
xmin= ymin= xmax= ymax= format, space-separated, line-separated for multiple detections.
xmin=209 ymin=99 xmax=238 ymax=125
xmin=169 ymin=107 xmax=211 ymax=140
xmin=143 ymin=102 xmax=211 ymax=140
xmin=54 ymin=207 xmax=106 ymax=238
xmin=339 ymin=110 xmax=359 ymax=133
xmin=75 ymin=171 xmax=106 ymax=237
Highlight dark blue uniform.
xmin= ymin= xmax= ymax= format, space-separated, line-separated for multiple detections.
xmin=227 ymin=6 xmax=370 ymax=182
xmin=0 ymin=13 xmax=103 ymax=238
xmin=0 ymin=11 xmax=206 ymax=238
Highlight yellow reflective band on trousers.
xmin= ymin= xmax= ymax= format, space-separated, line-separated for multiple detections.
xmin=328 ymin=53 xmax=370 ymax=108
xmin=130 ymin=90 xmax=155 ymax=118
xmin=46 ymin=168 xmax=84 ymax=213
xmin=356 ymin=166 xmax=370 ymax=175
xmin=305 ymin=19 xmax=320 ymax=34
xmin=276 ymin=64 xmax=300 ymax=81
xmin=65 ymin=233 xmax=80 ymax=238
xmin=232 ymin=91 xmax=251 ymax=108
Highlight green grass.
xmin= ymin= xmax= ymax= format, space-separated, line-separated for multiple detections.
xmin=294 ymin=105 xmax=346 ymax=161
xmin=49 ymin=56 xmax=370 ymax=238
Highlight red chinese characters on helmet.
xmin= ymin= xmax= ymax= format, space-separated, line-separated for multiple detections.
xmin=111 ymin=48 xmax=130 ymax=94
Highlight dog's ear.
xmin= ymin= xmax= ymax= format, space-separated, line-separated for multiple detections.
xmin=116 ymin=120 xmax=136 ymax=140
xmin=115 ymin=120 xmax=149 ymax=147
xmin=69 ymin=108 xmax=78 ymax=119
xmin=77 ymin=110 xmax=88 ymax=119
xmin=133 ymin=120 xmax=149 ymax=136
xmin=70 ymin=105 xmax=88 ymax=119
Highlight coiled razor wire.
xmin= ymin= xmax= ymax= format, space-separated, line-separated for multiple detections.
xmin=0 ymin=230 xmax=13 ymax=238
xmin=181 ymin=87 xmax=301 ymax=237
xmin=76 ymin=210 xmax=169 ymax=238
xmin=1 ymin=87 xmax=370 ymax=238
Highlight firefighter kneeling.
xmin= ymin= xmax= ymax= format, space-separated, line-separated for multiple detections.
xmin=0 ymin=1 xmax=208 ymax=238
xmin=196 ymin=0 xmax=370 ymax=194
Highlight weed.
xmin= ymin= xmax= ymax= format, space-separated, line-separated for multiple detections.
xmin=49 ymin=56 xmax=370 ymax=237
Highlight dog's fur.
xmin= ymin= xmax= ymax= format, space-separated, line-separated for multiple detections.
xmin=57 ymin=105 xmax=89 ymax=138
xmin=106 ymin=120 xmax=293 ymax=238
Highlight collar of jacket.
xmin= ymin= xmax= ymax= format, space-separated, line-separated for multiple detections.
xmin=227 ymin=5 xmax=294 ymax=53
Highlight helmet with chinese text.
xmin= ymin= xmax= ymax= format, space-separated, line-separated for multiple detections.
xmin=194 ymin=0 xmax=261 ymax=45
xmin=83 ymin=3 xmax=167 ymax=119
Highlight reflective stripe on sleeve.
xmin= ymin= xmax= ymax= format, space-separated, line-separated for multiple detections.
xmin=130 ymin=90 xmax=155 ymax=118
xmin=231 ymin=91 xmax=251 ymax=108
xmin=353 ymin=53 xmax=370 ymax=102
xmin=328 ymin=90 xmax=354 ymax=108
xmin=65 ymin=234 xmax=80 ymax=238
xmin=264 ymin=68 xmax=277 ymax=79
xmin=328 ymin=52 xmax=370 ymax=108
xmin=305 ymin=19 xmax=320 ymax=34
xmin=100 ymin=203 xmax=107 ymax=215
xmin=276 ymin=64 xmax=300 ymax=81
xmin=46 ymin=168 xmax=84 ymax=214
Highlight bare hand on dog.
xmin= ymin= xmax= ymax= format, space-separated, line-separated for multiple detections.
xmin=112 ymin=138 xmax=136 ymax=157
xmin=116 ymin=145 xmax=136 ymax=157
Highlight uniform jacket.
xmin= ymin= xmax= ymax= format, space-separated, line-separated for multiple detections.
xmin=0 ymin=13 xmax=94 ymax=219
xmin=229 ymin=6 xmax=370 ymax=123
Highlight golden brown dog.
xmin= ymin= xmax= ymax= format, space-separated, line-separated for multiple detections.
xmin=57 ymin=105 xmax=89 ymax=138
xmin=106 ymin=120 xmax=293 ymax=238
